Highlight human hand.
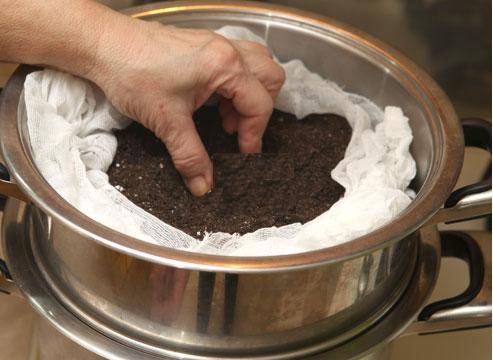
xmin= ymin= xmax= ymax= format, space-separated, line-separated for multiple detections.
xmin=87 ymin=21 xmax=285 ymax=196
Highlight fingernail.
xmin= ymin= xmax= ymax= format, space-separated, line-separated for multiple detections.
xmin=186 ymin=175 xmax=210 ymax=197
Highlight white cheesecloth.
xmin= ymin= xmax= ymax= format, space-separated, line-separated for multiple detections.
xmin=21 ymin=26 xmax=416 ymax=256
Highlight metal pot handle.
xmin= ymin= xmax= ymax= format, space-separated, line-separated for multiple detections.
xmin=0 ymin=245 xmax=22 ymax=297
xmin=411 ymin=118 xmax=492 ymax=335
xmin=0 ymin=163 xmax=23 ymax=297
xmin=428 ymin=118 xmax=492 ymax=225
xmin=0 ymin=164 xmax=29 ymax=203
xmin=405 ymin=230 xmax=491 ymax=335
xmin=445 ymin=118 xmax=491 ymax=209
xmin=0 ymin=86 xmax=29 ymax=203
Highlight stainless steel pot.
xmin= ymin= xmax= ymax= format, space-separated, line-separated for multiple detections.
xmin=0 ymin=1 xmax=490 ymax=359
xmin=2 ymin=201 xmax=490 ymax=359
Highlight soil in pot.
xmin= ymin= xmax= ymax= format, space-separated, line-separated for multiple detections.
xmin=108 ymin=107 xmax=351 ymax=237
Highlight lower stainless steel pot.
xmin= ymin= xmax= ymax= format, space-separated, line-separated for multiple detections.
xmin=2 ymin=199 xmax=490 ymax=359
xmin=0 ymin=1 xmax=491 ymax=359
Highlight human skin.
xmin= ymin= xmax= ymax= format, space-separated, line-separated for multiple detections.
xmin=0 ymin=0 xmax=285 ymax=196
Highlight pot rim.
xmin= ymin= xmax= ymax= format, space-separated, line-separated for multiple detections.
xmin=0 ymin=0 xmax=463 ymax=272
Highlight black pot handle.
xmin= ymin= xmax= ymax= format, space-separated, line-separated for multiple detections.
xmin=429 ymin=118 xmax=492 ymax=225
xmin=0 ymin=258 xmax=13 ymax=295
xmin=0 ymin=163 xmax=10 ymax=203
xmin=409 ymin=230 xmax=491 ymax=335
xmin=414 ymin=119 xmax=492 ymax=334
xmin=0 ymin=159 xmax=29 ymax=203
xmin=418 ymin=231 xmax=485 ymax=321
xmin=445 ymin=118 xmax=491 ymax=208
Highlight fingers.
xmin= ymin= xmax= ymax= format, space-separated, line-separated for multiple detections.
xmin=236 ymin=80 xmax=272 ymax=153
xmin=149 ymin=266 xmax=189 ymax=323
xmin=233 ymin=40 xmax=285 ymax=101
xmin=151 ymin=104 xmax=212 ymax=196
xmin=218 ymin=98 xmax=238 ymax=134
xmin=235 ymin=40 xmax=273 ymax=58
xmin=213 ymin=40 xmax=283 ymax=149
xmin=217 ymin=74 xmax=273 ymax=153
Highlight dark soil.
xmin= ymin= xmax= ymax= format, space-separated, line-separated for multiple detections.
xmin=107 ymin=107 xmax=351 ymax=236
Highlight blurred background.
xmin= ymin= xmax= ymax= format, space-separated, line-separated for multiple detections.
xmin=0 ymin=0 xmax=491 ymax=359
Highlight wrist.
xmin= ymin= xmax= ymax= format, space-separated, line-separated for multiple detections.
xmin=33 ymin=1 xmax=136 ymax=88
xmin=54 ymin=3 xmax=130 ymax=83
xmin=79 ymin=11 xmax=146 ymax=90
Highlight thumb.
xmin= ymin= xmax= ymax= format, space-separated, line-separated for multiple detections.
xmin=151 ymin=107 xmax=212 ymax=197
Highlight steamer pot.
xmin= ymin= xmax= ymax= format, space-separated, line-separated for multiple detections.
xmin=2 ymin=201 xmax=490 ymax=359
xmin=0 ymin=1 xmax=490 ymax=359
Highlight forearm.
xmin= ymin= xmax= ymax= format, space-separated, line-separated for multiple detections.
xmin=0 ymin=2 xmax=283 ymax=196
xmin=0 ymin=0 xmax=129 ymax=78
